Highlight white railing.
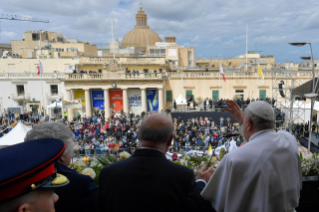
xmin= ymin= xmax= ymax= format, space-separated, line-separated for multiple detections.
xmin=12 ymin=93 xmax=30 ymax=100
xmin=0 ymin=73 xmax=65 ymax=79
xmin=168 ymin=71 xmax=319 ymax=79
xmin=65 ymin=73 xmax=164 ymax=80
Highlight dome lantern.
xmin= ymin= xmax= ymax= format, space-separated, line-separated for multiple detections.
xmin=135 ymin=3 xmax=148 ymax=29
xmin=122 ymin=4 xmax=162 ymax=49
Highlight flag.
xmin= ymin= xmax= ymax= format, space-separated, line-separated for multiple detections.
xmin=258 ymin=64 xmax=264 ymax=83
xmin=181 ymin=66 xmax=183 ymax=74
xmin=208 ymin=144 xmax=213 ymax=154
xmin=219 ymin=61 xmax=226 ymax=82
xmin=37 ymin=61 xmax=43 ymax=75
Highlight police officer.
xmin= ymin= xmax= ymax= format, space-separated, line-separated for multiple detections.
xmin=0 ymin=138 xmax=69 ymax=212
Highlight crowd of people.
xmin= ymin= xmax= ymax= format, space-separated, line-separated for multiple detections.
xmin=173 ymin=96 xmax=276 ymax=111
xmin=0 ymin=100 xmax=303 ymax=212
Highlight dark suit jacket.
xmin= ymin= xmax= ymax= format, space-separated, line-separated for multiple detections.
xmin=98 ymin=148 xmax=214 ymax=212
xmin=54 ymin=162 xmax=98 ymax=212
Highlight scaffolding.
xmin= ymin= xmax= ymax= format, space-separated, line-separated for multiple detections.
xmin=272 ymin=69 xmax=306 ymax=130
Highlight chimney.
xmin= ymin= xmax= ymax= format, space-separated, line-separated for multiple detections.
xmin=165 ymin=36 xmax=176 ymax=43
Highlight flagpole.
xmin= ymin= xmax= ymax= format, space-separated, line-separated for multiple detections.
xmin=40 ymin=69 xmax=45 ymax=118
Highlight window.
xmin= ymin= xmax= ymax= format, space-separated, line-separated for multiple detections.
xmin=212 ymin=90 xmax=219 ymax=100
xmin=65 ymin=65 xmax=73 ymax=73
xmin=166 ymin=90 xmax=173 ymax=102
xmin=57 ymin=37 xmax=63 ymax=42
xmin=17 ymin=85 xmax=25 ymax=96
xmin=259 ymin=90 xmax=266 ymax=100
xmin=141 ymin=20 xmax=143 ymax=25
xmin=56 ymin=48 xmax=65 ymax=52
xmin=235 ymin=90 xmax=244 ymax=93
xmin=188 ymin=51 xmax=192 ymax=56
xmin=32 ymin=33 xmax=40 ymax=41
xmin=28 ymin=51 xmax=33 ymax=59
xmin=188 ymin=61 xmax=192 ymax=66
xmin=186 ymin=90 xmax=193 ymax=101
xmin=51 ymin=85 xmax=58 ymax=96
xmin=67 ymin=48 xmax=78 ymax=52
xmin=150 ymin=49 xmax=165 ymax=56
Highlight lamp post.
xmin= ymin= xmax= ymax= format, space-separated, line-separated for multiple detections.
xmin=289 ymin=42 xmax=318 ymax=154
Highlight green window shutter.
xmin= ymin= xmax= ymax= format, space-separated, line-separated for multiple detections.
xmin=212 ymin=90 xmax=219 ymax=100
xmin=259 ymin=90 xmax=266 ymax=100
xmin=186 ymin=90 xmax=193 ymax=100
xmin=166 ymin=90 xmax=173 ymax=102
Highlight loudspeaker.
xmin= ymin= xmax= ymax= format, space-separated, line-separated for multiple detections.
xmin=278 ymin=80 xmax=285 ymax=98
xmin=304 ymin=131 xmax=309 ymax=137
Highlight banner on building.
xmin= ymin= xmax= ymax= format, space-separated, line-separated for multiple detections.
xmin=146 ymin=89 xmax=158 ymax=111
xmin=109 ymin=90 xmax=123 ymax=112
xmin=92 ymin=90 xmax=105 ymax=110
xmin=74 ymin=90 xmax=86 ymax=106
xmin=128 ymin=89 xmax=142 ymax=115
xmin=63 ymin=99 xmax=82 ymax=109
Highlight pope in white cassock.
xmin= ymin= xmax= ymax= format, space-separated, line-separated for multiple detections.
xmin=201 ymin=100 xmax=302 ymax=212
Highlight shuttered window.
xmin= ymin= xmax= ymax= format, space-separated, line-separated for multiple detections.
xmin=166 ymin=90 xmax=173 ymax=102
xmin=259 ymin=90 xmax=266 ymax=100
xmin=186 ymin=90 xmax=193 ymax=100
xmin=212 ymin=90 xmax=219 ymax=100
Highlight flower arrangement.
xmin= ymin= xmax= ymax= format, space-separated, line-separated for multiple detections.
xmin=119 ymin=151 xmax=131 ymax=160
xmin=300 ymin=153 xmax=319 ymax=177
xmin=173 ymin=153 xmax=218 ymax=176
xmin=70 ymin=151 xmax=218 ymax=185
xmin=69 ymin=152 xmax=129 ymax=185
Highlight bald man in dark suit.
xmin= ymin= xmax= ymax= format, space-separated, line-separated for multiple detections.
xmin=98 ymin=114 xmax=215 ymax=212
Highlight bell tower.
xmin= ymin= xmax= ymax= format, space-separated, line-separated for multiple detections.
xmin=135 ymin=3 xmax=149 ymax=29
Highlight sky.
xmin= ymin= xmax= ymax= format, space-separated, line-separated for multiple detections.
xmin=0 ymin=0 xmax=319 ymax=63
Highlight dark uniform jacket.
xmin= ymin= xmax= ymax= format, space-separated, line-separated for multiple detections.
xmin=54 ymin=162 xmax=98 ymax=212
xmin=98 ymin=148 xmax=215 ymax=212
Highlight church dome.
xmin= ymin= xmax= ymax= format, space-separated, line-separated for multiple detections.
xmin=122 ymin=5 xmax=162 ymax=48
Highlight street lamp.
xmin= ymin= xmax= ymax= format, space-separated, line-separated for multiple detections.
xmin=289 ymin=42 xmax=318 ymax=154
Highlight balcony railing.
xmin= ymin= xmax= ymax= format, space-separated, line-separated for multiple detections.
xmin=65 ymin=73 xmax=165 ymax=81
xmin=12 ymin=93 xmax=30 ymax=100
xmin=167 ymin=71 xmax=319 ymax=79
xmin=79 ymin=57 xmax=167 ymax=65
xmin=0 ymin=73 xmax=65 ymax=79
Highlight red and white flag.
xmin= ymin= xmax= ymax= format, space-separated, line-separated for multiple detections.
xmin=220 ymin=61 xmax=226 ymax=82
xmin=37 ymin=61 xmax=43 ymax=75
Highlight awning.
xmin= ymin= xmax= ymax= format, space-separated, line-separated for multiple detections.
xmin=175 ymin=94 xmax=187 ymax=105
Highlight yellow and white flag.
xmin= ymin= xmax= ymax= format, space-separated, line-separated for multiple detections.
xmin=258 ymin=64 xmax=264 ymax=83
xmin=208 ymin=144 xmax=213 ymax=154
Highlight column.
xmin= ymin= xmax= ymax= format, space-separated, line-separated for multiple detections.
xmin=66 ymin=89 xmax=74 ymax=121
xmin=84 ymin=89 xmax=92 ymax=117
xmin=122 ymin=88 xmax=128 ymax=114
xmin=141 ymin=88 xmax=147 ymax=112
xmin=158 ymin=88 xmax=163 ymax=112
xmin=104 ymin=89 xmax=110 ymax=119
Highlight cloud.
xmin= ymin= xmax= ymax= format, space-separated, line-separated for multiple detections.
xmin=0 ymin=0 xmax=319 ymax=62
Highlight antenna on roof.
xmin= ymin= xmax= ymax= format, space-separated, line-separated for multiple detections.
xmin=111 ymin=17 xmax=115 ymax=60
